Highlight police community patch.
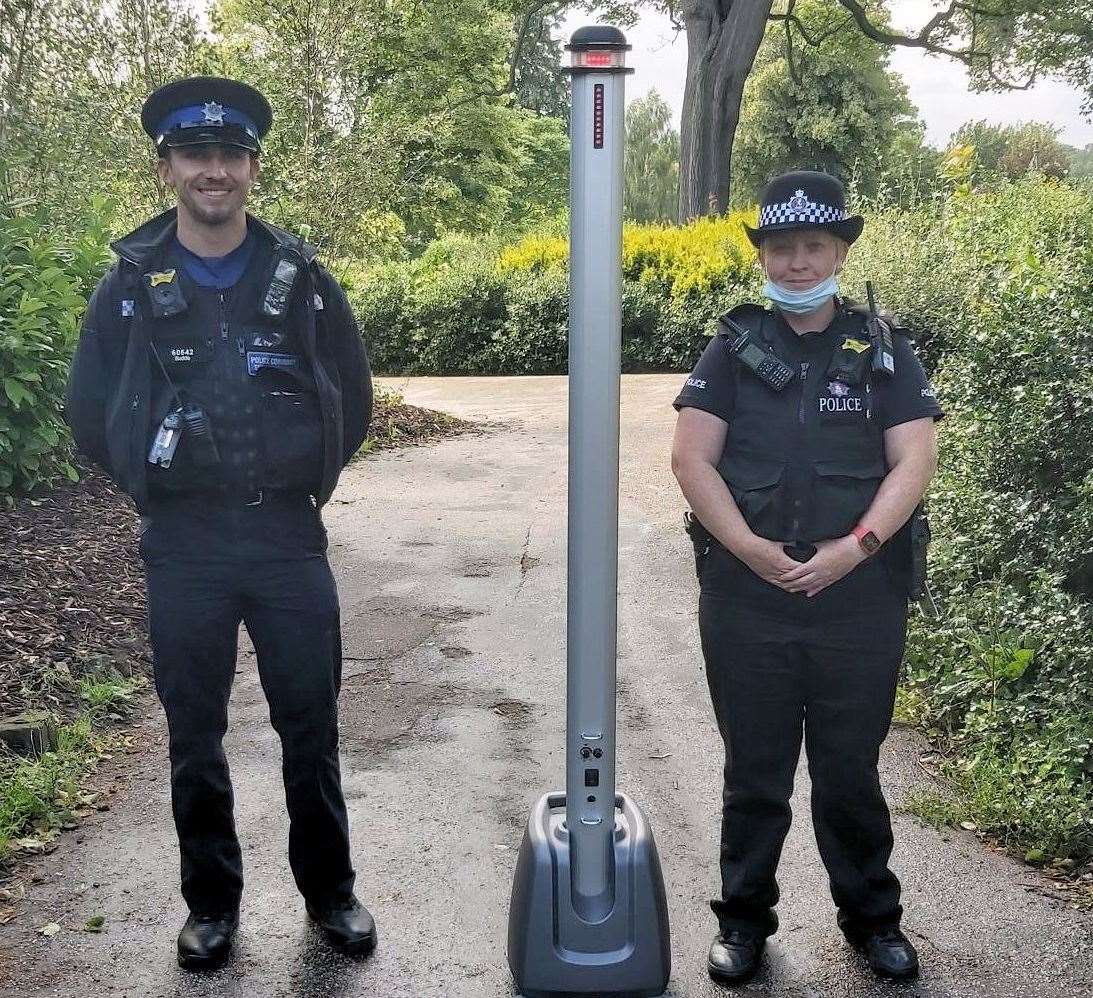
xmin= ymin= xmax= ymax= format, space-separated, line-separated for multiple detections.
xmin=841 ymin=337 xmax=870 ymax=354
xmin=247 ymin=351 xmax=300 ymax=375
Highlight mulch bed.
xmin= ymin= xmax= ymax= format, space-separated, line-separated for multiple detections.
xmin=0 ymin=395 xmax=478 ymax=723
xmin=361 ymin=388 xmax=479 ymax=454
xmin=0 ymin=466 xmax=148 ymax=724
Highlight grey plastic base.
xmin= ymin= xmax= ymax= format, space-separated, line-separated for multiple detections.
xmin=507 ymin=792 xmax=671 ymax=998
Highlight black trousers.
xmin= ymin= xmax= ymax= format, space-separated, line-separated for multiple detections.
xmin=697 ymin=543 xmax=906 ymax=938
xmin=139 ymin=494 xmax=355 ymax=915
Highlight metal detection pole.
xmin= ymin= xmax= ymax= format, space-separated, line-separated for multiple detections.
xmin=507 ymin=26 xmax=671 ymax=998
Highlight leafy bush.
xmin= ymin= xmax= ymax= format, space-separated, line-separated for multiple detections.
xmin=350 ymin=210 xmax=760 ymax=375
xmin=0 ymin=206 xmax=110 ymax=498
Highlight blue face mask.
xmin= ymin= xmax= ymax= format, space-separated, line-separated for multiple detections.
xmin=763 ymin=270 xmax=839 ymax=315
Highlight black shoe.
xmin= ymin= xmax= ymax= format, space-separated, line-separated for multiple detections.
xmin=708 ymin=929 xmax=765 ymax=985
xmin=845 ymin=925 xmax=920 ymax=979
xmin=176 ymin=911 xmax=238 ymax=969
xmin=305 ymin=895 xmax=378 ymax=957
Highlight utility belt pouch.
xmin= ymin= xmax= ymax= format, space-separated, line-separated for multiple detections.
xmin=684 ymin=511 xmax=713 ymax=576
xmin=909 ymin=503 xmax=931 ymax=599
xmin=262 ymin=250 xmax=302 ymax=319
xmin=142 ymin=269 xmax=188 ymax=319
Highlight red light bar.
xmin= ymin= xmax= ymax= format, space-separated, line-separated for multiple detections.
xmin=571 ymin=48 xmax=626 ymax=70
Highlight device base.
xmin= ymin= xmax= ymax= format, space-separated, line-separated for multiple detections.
xmin=507 ymin=791 xmax=671 ymax=998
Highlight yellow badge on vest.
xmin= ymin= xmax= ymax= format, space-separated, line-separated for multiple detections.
xmin=842 ymin=337 xmax=870 ymax=354
xmin=148 ymin=270 xmax=177 ymax=287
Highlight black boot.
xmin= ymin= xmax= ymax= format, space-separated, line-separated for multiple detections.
xmin=845 ymin=925 xmax=919 ymax=979
xmin=707 ymin=929 xmax=765 ymax=985
xmin=176 ymin=911 xmax=238 ymax=969
xmin=306 ymin=895 xmax=378 ymax=957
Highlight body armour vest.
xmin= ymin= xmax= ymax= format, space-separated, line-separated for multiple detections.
xmin=716 ymin=303 xmax=888 ymax=544
xmin=143 ymin=240 xmax=323 ymax=497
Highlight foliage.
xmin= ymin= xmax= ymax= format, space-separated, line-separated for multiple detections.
xmin=951 ymin=120 xmax=1072 ymax=183
xmin=0 ymin=670 xmax=141 ymax=864
xmin=624 ymin=91 xmax=680 ymax=224
xmin=732 ymin=0 xmax=922 ymax=204
xmin=0 ymin=0 xmax=572 ymax=257
xmin=0 ymin=0 xmax=203 ymax=237
xmin=512 ymin=9 xmax=569 ymax=120
xmin=0 ymin=205 xmax=109 ymax=498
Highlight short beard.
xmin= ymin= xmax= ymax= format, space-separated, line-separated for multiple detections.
xmin=177 ymin=188 xmax=243 ymax=227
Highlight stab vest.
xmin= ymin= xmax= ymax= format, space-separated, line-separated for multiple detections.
xmin=716 ymin=302 xmax=888 ymax=544
xmin=140 ymin=239 xmax=323 ymax=497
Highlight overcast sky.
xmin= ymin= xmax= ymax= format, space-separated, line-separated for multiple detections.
xmin=561 ymin=2 xmax=1093 ymax=150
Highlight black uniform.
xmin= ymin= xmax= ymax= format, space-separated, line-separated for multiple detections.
xmin=674 ymin=300 xmax=942 ymax=939
xmin=65 ymin=208 xmax=372 ymax=915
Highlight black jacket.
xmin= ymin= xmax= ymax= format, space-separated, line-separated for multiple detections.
xmin=64 ymin=209 xmax=372 ymax=510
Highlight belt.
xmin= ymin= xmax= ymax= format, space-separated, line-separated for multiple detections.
xmin=147 ymin=488 xmax=314 ymax=509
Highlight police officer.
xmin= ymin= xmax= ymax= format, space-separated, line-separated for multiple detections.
xmin=65 ymin=78 xmax=375 ymax=969
xmin=671 ymin=171 xmax=943 ymax=984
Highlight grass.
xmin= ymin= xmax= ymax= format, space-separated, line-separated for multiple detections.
xmin=0 ymin=669 xmax=144 ymax=864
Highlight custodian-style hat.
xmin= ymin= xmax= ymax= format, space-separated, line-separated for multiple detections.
xmin=744 ymin=170 xmax=864 ymax=248
xmin=141 ymin=77 xmax=272 ymax=154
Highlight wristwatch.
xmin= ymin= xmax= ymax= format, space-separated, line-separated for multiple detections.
xmin=852 ymin=524 xmax=882 ymax=555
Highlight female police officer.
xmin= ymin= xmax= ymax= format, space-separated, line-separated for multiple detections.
xmin=671 ymin=171 xmax=943 ymax=985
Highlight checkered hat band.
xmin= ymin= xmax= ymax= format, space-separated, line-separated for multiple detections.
xmin=759 ymin=201 xmax=847 ymax=226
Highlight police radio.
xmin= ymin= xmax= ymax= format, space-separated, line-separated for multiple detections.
xmin=718 ymin=315 xmax=795 ymax=391
xmin=866 ymin=282 xmax=895 ymax=377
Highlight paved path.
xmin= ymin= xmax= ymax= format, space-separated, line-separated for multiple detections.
xmin=4 ymin=375 xmax=1092 ymax=998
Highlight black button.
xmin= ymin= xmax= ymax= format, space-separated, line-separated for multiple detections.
xmin=584 ymin=768 xmax=599 ymax=787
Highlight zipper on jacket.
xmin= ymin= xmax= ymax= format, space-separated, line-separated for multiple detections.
xmin=797 ymin=362 xmax=810 ymax=425
xmin=219 ymin=291 xmax=228 ymax=342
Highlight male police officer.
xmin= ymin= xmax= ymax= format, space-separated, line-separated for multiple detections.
xmin=671 ymin=172 xmax=943 ymax=984
xmin=65 ymin=77 xmax=375 ymax=969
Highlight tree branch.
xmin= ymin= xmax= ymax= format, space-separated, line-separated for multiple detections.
xmin=832 ymin=0 xmax=1040 ymax=89
xmin=782 ymin=2 xmax=803 ymax=85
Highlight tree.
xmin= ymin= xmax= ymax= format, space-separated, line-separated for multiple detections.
xmin=624 ymin=90 xmax=680 ymax=222
xmin=666 ymin=0 xmax=1093 ymax=219
xmin=731 ymin=0 xmax=919 ymax=204
xmin=207 ymin=0 xmax=564 ymax=256
xmin=0 ymin=0 xmax=203 ymax=233
xmin=513 ymin=10 xmax=570 ymax=119
xmin=1065 ymin=142 xmax=1093 ymax=180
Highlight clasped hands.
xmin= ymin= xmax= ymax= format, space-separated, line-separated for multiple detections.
xmin=738 ymin=533 xmax=868 ymax=598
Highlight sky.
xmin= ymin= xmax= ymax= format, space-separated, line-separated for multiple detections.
xmin=561 ymin=2 xmax=1093 ymax=150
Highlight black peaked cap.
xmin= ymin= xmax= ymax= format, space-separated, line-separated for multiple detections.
xmin=141 ymin=77 xmax=272 ymax=153
xmin=744 ymin=170 xmax=864 ymax=247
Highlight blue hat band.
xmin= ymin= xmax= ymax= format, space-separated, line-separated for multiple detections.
xmin=156 ymin=103 xmax=259 ymax=142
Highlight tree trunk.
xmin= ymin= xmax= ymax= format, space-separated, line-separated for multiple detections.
xmin=679 ymin=0 xmax=772 ymax=220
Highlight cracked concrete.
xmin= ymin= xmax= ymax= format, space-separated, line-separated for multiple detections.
xmin=3 ymin=375 xmax=1092 ymax=998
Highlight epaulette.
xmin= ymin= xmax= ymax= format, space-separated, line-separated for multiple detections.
xmin=716 ymin=301 xmax=767 ymax=337
xmin=842 ymin=298 xmax=914 ymax=339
